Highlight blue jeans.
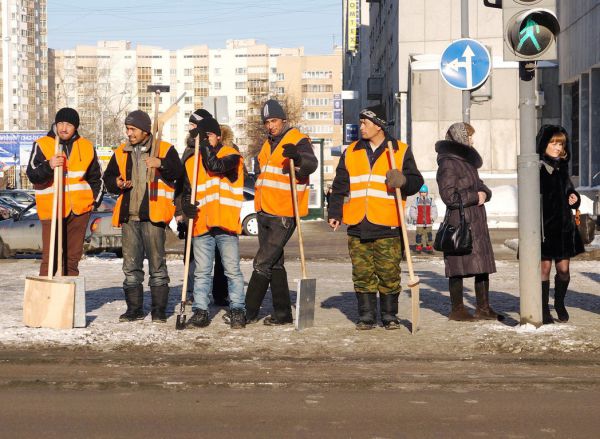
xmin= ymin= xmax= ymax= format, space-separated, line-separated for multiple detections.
xmin=191 ymin=233 xmax=244 ymax=311
xmin=122 ymin=220 xmax=169 ymax=289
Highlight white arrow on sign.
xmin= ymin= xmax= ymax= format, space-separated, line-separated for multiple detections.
xmin=446 ymin=45 xmax=476 ymax=89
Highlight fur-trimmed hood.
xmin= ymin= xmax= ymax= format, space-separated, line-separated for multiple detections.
xmin=435 ymin=140 xmax=483 ymax=169
xmin=220 ymin=124 xmax=235 ymax=148
xmin=536 ymin=124 xmax=570 ymax=162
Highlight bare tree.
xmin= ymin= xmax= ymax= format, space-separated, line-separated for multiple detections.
xmin=245 ymin=94 xmax=302 ymax=159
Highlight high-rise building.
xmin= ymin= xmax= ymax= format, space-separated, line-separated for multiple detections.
xmin=0 ymin=0 xmax=48 ymax=130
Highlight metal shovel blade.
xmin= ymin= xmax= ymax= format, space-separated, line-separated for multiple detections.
xmin=295 ymin=278 xmax=316 ymax=331
xmin=408 ymin=276 xmax=421 ymax=335
xmin=175 ymin=301 xmax=187 ymax=330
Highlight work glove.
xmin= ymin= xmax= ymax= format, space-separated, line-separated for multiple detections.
xmin=188 ymin=126 xmax=207 ymax=142
xmin=282 ymin=143 xmax=301 ymax=164
xmin=182 ymin=193 xmax=198 ymax=221
xmin=385 ymin=169 xmax=406 ymax=189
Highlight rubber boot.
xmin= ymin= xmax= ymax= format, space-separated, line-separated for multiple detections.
xmin=150 ymin=285 xmax=169 ymax=323
xmin=244 ymin=271 xmax=270 ymax=323
xmin=448 ymin=277 xmax=475 ymax=322
xmin=554 ymin=274 xmax=570 ymax=322
xmin=541 ymin=280 xmax=554 ymax=324
xmin=356 ymin=293 xmax=377 ymax=330
xmin=263 ymin=268 xmax=293 ymax=325
xmin=473 ymin=279 xmax=505 ymax=321
xmin=380 ymin=293 xmax=401 ymax=330
xmin=119 ymin=285 xmax=144 ymax=322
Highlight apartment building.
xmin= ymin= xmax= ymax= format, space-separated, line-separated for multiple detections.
xmin=0 ymin=0 xmax=48 ymax=130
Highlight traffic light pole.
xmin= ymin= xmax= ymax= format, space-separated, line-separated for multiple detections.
xmin=517 ymin=62 xmax=542 ymax=326
xmin=461 ymin=0 xmax=471 ymax=123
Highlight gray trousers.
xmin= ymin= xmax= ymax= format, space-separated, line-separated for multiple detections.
xmin=122 ymin=220 xmax=170 ymax=289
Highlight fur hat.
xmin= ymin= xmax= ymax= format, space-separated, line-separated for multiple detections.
xmin=445 ymin=122 xmax=475 ymax=146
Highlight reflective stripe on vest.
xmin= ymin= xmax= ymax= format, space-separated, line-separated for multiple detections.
xmin=33 ymin=136 xmax=95 ymax=220
xmin=111 ymin=141 xmax=176 ymax=227
xmin=254 ymin=128 xmax=311 ymax=217
xmin=342 ymin=140 xmax=408 ymax=227
xmin=185 ymin=145 xmax=244 ymax=236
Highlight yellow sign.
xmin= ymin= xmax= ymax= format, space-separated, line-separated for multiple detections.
xmin=346 ymin=0 xmax=360 ymax=53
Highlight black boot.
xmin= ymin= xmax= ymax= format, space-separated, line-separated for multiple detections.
xmin=380 ymin=293 xmax=401 ymax=330
xmin=473 ymin=278 xmax=505 ymax=321
xmin=542 ymin=280 xmax=554 ymax=324
xmin=119 ymin=285 xmax=144 ymax=322
xmin=150 ymin=285 xmax=169 ymax=323
xmin=264 ymin=268 xmax=293 ymax=326
xmin=244 ymin=271 xmax=270 ymax=323
xmin=554 ymin=274 xmax=570 ymax=322
xmin=448 ymin=277 xmax=475 ymax=322
xmin=356 ymin=293 xmax=377 ymax=330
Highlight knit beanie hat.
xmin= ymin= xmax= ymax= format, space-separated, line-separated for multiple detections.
xmin=125 ymin=110 xmax=152 ymax=134
xmin=55 ymin=107 xmax=80 ymax=129
xmin=198 ymin=116 xmax=221 ymax=137
xmin=445 ymin=122 xmax=475 ymax=146
xmin=189 ymin=108 xmax=213 ymax=124
xmin=419 ymin=184 xmax=429 ymax=193
xmin=359 ymin=104 xmax=387 ymax=128
xmin=261 ymin=99 xmax=286 ymax=123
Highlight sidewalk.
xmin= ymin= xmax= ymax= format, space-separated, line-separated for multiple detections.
xmin=1 ymin=256 xmax=598 ymax=359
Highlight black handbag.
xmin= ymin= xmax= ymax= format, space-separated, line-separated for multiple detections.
xmin=434 ymin=192 xmax=473 ymax=255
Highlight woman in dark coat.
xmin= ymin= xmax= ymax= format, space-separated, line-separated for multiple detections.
xmin=537 ymin=125 xmax=584 ymax=324
xmin=435 ymin=123 xmax=502 ymax=321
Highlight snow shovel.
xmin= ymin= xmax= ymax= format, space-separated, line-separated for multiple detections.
xmin=176 ymin=134 xmax=200 ymax=330
xmin=23 ymin=130 xmax=76 ymax=329
xmin=387 ymin=141 xmax=420 ymax=334
xmin=289 ymin=159 xmax=316 ymax=331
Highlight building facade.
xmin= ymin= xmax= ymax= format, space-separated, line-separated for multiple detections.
xmin=0 ymin=0 xmax=48 ymax=130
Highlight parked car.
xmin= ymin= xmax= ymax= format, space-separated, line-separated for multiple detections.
xmin=241 ymin=187 xmax=258 ymax=236
xmin=0 ymin=189 xmax=35 ymax=208
xmin=0 ymin=201 xmax=122 ymax=258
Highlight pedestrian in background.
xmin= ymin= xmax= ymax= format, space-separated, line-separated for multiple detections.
xmin=244 ymin=99 xmax=318 ymax=325
xmin=27 ymin=107 xmax=103 ymax=277
xmin=408 ymin=184 xmax=437 ymax=253
xmin=328 ymin=105 xmax=423 ymax=330
xmin=537 ymin=125 xmax=584 ymax=324
xmin=435 ymin=122 xmax=503 ymax=322
xmin=103 ymin=110 xmax=183 ymax=323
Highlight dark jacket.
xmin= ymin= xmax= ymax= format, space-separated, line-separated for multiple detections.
xmin=435 ymin=140 xmax=496 ymax=277
xmin=536 ymin=125 xmax=584 ymax=259
xmin=328 ymin=136 xmax=424 ymax=240
xmin=103 ymin=136 xmax=183 ymax=226
xmin=26 ymin=129 xmax=104 ymax=207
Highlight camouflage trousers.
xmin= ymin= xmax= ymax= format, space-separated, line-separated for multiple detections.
xmin=348 ymin=236 xmax=402 ymax=295
xmin=415 ymin=226 xmax=433 ymax=246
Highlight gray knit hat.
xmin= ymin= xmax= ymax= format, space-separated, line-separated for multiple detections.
xmin=445 ymin=122 xmax=475 ymax=146
xmin=125 ymin=110 xmax=152 ymax=134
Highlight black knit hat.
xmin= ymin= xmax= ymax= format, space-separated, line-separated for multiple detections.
xmin=189 ymin=108 xmax=213 ymax=124
xmin=55 ymin=107 xmax=80 ymax=129
xmin=261 ymin=99 xmax=286 ymax=123
xmin=359 ymin=104 xmax=387 ymax=128
xmin=125 ymin=110 xmax=152 ymax=134
xmin=199 ymin=117 xmax=221 ymax=137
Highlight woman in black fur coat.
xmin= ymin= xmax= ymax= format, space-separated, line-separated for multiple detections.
xmin=537 ymin=125 xmax=584 ymax=324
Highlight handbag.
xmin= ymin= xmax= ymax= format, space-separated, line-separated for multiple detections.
xmin=434 ymin=192 xmax=473 ymax=255
xmin=574 ymin=209 xmax=596 ymax=245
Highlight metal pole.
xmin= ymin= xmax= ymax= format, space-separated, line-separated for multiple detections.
xmin=101 ymin=111 xmax=104 ymax=147
xmin=518 ymin=63 xmax=542 ymax=326
xmin=461 ymin=0 xmax=471 ymax=123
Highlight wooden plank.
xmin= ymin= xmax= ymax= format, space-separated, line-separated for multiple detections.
xmin=23 ymin=277 xmax=76 ymax=329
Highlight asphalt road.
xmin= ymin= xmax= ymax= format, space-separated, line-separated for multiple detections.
xmin=1 ymin=349 xmax=599 ymax=438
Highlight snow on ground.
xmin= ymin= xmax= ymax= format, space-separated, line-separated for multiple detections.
xmin=1 ymin=256 xmax=599 ymax=358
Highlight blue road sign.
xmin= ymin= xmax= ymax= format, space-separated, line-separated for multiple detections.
xmin=440 ymin=38 xmax=491 ymax=91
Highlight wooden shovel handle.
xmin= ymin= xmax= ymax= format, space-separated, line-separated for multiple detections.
xmin=289 ymin=158 xmax=307 ymax=279
xmin=47 ymin=135 xmax=61 ymax=280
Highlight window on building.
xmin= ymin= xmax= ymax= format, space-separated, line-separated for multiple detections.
xmin=213 ymin=82 xmax=222 ymax=90
xmin=236 ymin=96 xmax=247 ymax=103
xmin=235 ymin=67 xmax=247 ymax=75
xmin=153 ymin=69 xmax=163 ymax=76
xmin=276 ymin=73 xmax=285 ymax=81
xmin=184 ymin=68 xmax=192 ymax=76
xmin=235 ymin=82 xmax=246 ymax=89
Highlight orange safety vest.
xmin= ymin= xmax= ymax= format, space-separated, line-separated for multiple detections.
xmin=342 ymin=140 xmax=408 ymax=227
xmin=254 ymin=128 xmax=311 ymax=217
xmin=111 ymin=141 xmax=176 ymax=227
xmin=184 ymin=146 xmax=244 ymax=236
xmin=33 ymin=136 xmax=96 ymax=220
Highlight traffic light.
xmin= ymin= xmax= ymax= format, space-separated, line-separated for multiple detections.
xmin=502 ymin=0 xmax=560 ymax=61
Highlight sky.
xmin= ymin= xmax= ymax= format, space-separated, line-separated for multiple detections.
xmin=47 ymin=0 xmax=341 ymax=55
